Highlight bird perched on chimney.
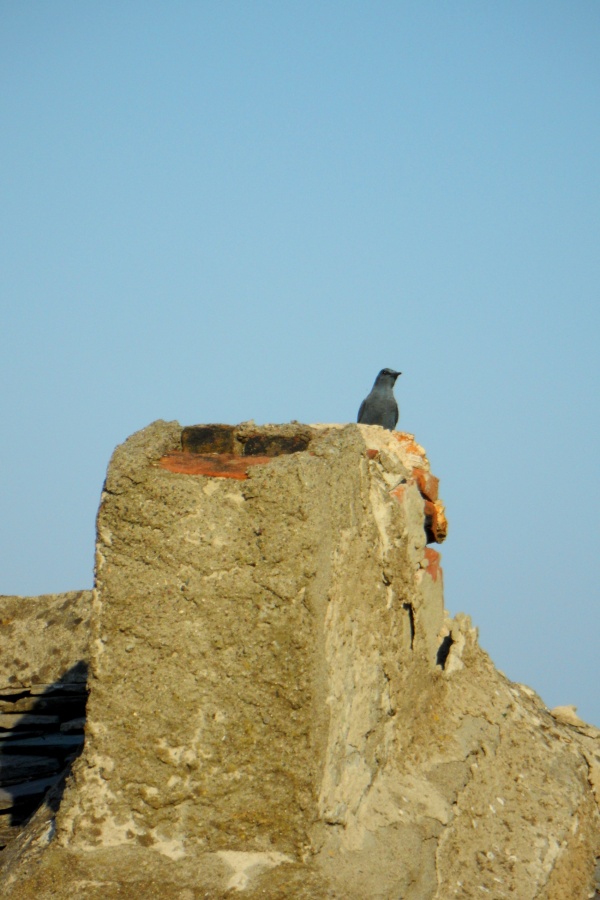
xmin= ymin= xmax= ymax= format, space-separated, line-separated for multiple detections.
xmin=357 ymin=368 xmax=401 ymax=430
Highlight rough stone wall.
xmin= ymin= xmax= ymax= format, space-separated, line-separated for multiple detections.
xmin=0 ymin=592 xmax=91 ymax=689
xmin=1 ymin=422 xmax=599 ymax=899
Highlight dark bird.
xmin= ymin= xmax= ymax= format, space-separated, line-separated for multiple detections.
xmin=357 ymin=368 xmax=401 ymax=430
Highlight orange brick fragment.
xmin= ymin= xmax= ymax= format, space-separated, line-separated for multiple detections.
xmin=392 ymin=432 xmax=427 ymax=459
xmin=423 ymin=547 xmax=442 ymax=582
xmin=390 ymin=484 xmax=407 ymax=503
xmin=424 ymin=499 xmax=448 ymax=544
xmin=413 ymin=467 xmax=439 ymax=502
xmin=157 ymin=451 xmax=273 ymax=479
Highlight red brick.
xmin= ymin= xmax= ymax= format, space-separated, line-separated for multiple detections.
xmin=157 ymin=452 xmax=273 ymax=479
xmin=413 ymin=467 xmax=439 ymax=502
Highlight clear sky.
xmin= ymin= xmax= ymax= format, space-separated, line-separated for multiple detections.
xmin=1 ymin=3 xmax=599 ymax=724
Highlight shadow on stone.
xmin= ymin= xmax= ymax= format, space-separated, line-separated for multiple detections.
xmin=0 ymin=661 xmax=88 ymax=848
xmin=436 ymin=634 xmax=454 ymax=670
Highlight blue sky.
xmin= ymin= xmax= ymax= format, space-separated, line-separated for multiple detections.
xmin=1 ymin=3 xmax=599 ymax=723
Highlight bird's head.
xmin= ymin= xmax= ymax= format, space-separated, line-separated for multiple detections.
xmin=377 ymin=368 xmax=402 ymax=384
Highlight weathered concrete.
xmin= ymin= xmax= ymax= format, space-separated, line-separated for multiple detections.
xmin=1 ymin=421 xmax=599 ymax=898
xmin=0 ymin=592 xmax=91 ymax=688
